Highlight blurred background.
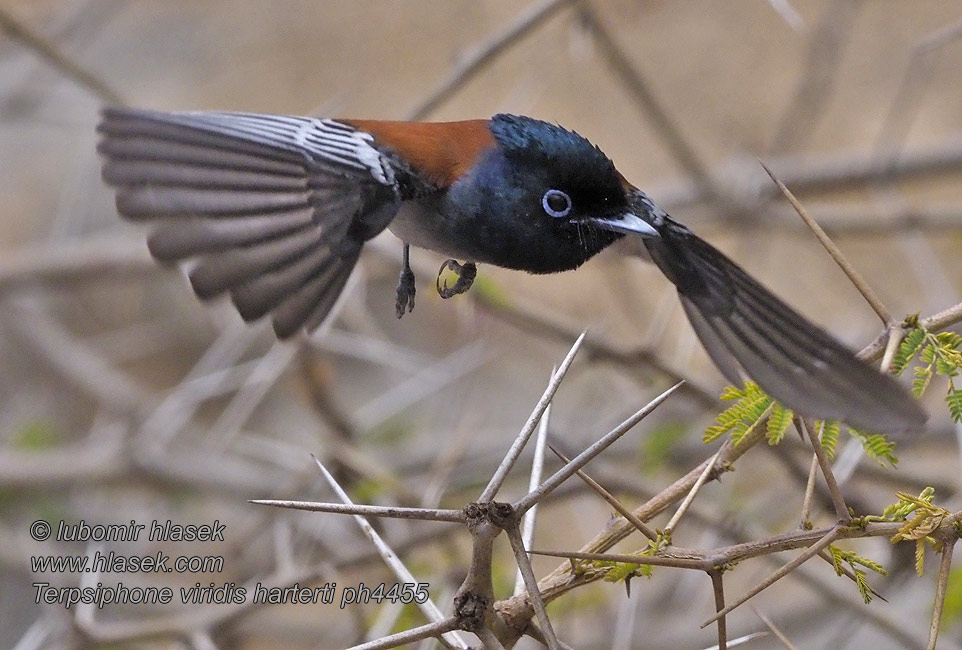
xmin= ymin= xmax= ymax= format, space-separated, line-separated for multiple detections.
xmin=1 ymin=1 xmax=961 ymax=648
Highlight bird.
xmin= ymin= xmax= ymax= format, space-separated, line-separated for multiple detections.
xmin=97 ymin=108 xmax=927 ymax=434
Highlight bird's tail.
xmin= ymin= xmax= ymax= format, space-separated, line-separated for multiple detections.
xmin=640 ymin=215 xmax=926 ymax=434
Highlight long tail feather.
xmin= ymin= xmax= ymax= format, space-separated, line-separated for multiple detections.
xmin=645 ymin=217 xmax=926 ymax=434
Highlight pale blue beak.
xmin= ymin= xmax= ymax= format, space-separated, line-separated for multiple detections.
xmin=588 ymin=211 xmax=659 ymax=238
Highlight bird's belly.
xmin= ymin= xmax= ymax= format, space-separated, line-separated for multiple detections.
xmin=387 ymin=197 xmax=483 ymax=262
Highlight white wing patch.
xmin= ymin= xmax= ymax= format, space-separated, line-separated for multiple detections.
xmin=181 ymin=111 xmax=393 ymax=186
xmin=300 ymin=119 xmax=392 ymax=185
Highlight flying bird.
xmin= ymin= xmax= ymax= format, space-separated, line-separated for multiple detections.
xmin=97 ymin=108 xmax=926 ymax=433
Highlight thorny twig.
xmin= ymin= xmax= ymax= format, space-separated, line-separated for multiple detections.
xmin=761 ymin=161 xmax=893 ymax=325
xmin=797 ymin=417 xmax=849 ymax=522
xmin=710 ymin=570 xmax=727 ymax=650
xmin=927 ymin=540 xmax=957 ymax=650
xmin=547 ymin=444 xmax=658 ymax=541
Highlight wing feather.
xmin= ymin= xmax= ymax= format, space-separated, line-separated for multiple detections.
xmin=271 ymin=251 xmax=358 ymax=339
xmin=98 ymin=107 xmax=400 ymax=336
xmin=98 ymin=137 xmax=304 ymax=174
xmin=187 ymin=226 xmax=335 ymax=299
xmin=146 ymin=209 xmax=316 ymax=260
xmin=230 ymin=249 xmax=337 ymax=321
xmin=116 ymin=186 xmax=309 ymax=218
xmin=102 ymin=160 xmax=308 ymax=190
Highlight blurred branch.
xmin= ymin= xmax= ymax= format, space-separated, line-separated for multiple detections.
xmin=655 ymin=133 xmax=962 ymax=209
xmin=752 ymin=607 xmax=798 ymax=650
xmin=0 ymin=234 xmax=154 ymax=294
xmin=576 ymin=2 xmax=718 ymax=199
xmin=6 ymin=296 xmax=151 ymax=414
xmin=0 ymin=5 xmax=124 ymax=105
xmin=768 ymin=0 xmax=861 ymax=154
xmin=874 ymin=18 xmax=962 ymax=168
xmin=860 ymin=299 xmax=962 ymax=363
xmin=468 ymin=289 xmax=719 ymax=407
xmin=0 ymin=435 xmax=127 ymax=486
xmin=406 ymin=0 xmax=574 ymax=120
xmin=703 ymin=203 xmax=962 ymax=234
xmin=765 ymin=0 xmax=804 ymax=32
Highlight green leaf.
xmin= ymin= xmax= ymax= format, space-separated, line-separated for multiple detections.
xmin=766 ymin=403 xmax=792 ymax=445
xmin=639 ymin=421 xmax=687 ymax=473
xmin=936 ymin=331 xmax=962 ymax=349
xmin=13 ymin=420 xmax=60 ymax=450
xmin=913 ymin=364 xmax=933 ymax=397
xmin=703 ymin=425 xmax=728 ymax=443
xmin=876 ymin=488 xmax=936 ymax=522
xmin=733 ymin=396 xmax=771 ymax=440
xmin=603 ymin=561 xmax=649 ymax=582
xmin=819 ymin=421 xmax=840 ymax=460
xmin=829 ymin=546 xmax=844 ymax=575
xmin=936 ymin=357 xmax=958 ymax=376
xmin=705 ymin=383 xmax=771 ymax=443
xmin=851 ymin=555 xmax=887 ymax=575
xmin=947 ymin=389 xmax=962 ymax=423
xmin=827 ymin=545 xmax=885 ymax=604
xmin=719 ymin=385 xmax=747 ymax=401
xmin=850 ymin=429 xmax=898 ymax=467
xmin=892 ymin=327 xmax=926 ymax=375
xmin=854 ymin=569 xmax=872 ymax=604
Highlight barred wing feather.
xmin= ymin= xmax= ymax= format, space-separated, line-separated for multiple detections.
xmin=98 ymin=108 xmax=400 ymax=338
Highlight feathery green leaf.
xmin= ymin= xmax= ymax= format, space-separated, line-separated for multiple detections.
xmin=892 ymin=327 xmax=925 ymax=375
xmin=819 ymin=420 xmax=840 ymax=460
xmin=946 ymin=388 xmax=962 ymax=423
xmin=766 ymin=403 xmax=793 ymax=445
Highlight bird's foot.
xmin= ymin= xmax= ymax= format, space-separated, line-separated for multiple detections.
xmin=436 ymin=259 xmax=477 ymax=299
xmin=395 ymin=250 xmax=416 ymax=318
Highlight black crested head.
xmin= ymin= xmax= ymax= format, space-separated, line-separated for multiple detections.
xmin=438 ymin=114 xmax=634 ymax=274
xmin=490 ymin=114 xmax=623 ymax=196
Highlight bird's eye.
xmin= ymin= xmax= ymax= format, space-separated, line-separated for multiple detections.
xmin=542 ymin=189 xmax=572 ymax=218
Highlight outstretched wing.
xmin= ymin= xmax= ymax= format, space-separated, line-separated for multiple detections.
xmin=645 ymin=217 xmax=927 ymax=434
xmin=98 ymin=108 xmax=401 ymax=338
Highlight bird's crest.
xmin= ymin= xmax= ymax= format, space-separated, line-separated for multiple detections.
xmin=490 ymin=114 xmax=620 ymax=190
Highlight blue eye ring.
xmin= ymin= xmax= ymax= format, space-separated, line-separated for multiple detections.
xmin=542 ymin=189 xmax=572 ymax=218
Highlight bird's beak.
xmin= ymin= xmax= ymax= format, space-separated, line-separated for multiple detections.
xmin=586 ymin=211 xmax=659 ymax=238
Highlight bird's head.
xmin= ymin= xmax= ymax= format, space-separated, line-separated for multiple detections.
xmin=487 ymin=114 xmax=659 ymax=242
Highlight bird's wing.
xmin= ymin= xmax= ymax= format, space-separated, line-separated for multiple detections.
xmin=98 ymin=108 xmax=401 ymax=338
xmin=645 ymin=217 xmax=926 ymax=433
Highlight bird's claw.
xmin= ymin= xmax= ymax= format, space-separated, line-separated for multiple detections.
xmin=436 ymin=259 xmax=477 ymax=299
xmin=395 ymin=265 xmax=416 ymax=318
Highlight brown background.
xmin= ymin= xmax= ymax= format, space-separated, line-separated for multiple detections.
xmin=1 ymin=1 xmax=961 ymax=649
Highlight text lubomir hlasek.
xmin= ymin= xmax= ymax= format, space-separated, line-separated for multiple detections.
xmin=55 ymin=519 xmax=225 ymax=542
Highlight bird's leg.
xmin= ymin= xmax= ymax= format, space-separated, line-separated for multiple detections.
xmin=436 ymin=259 xmax=477 ymax=299
xmin=395 ymin=244 xmax=416 ymax=318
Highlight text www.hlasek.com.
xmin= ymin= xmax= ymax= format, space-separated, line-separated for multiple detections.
xmin=31 ymin=551 xmax=223 ymax=574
